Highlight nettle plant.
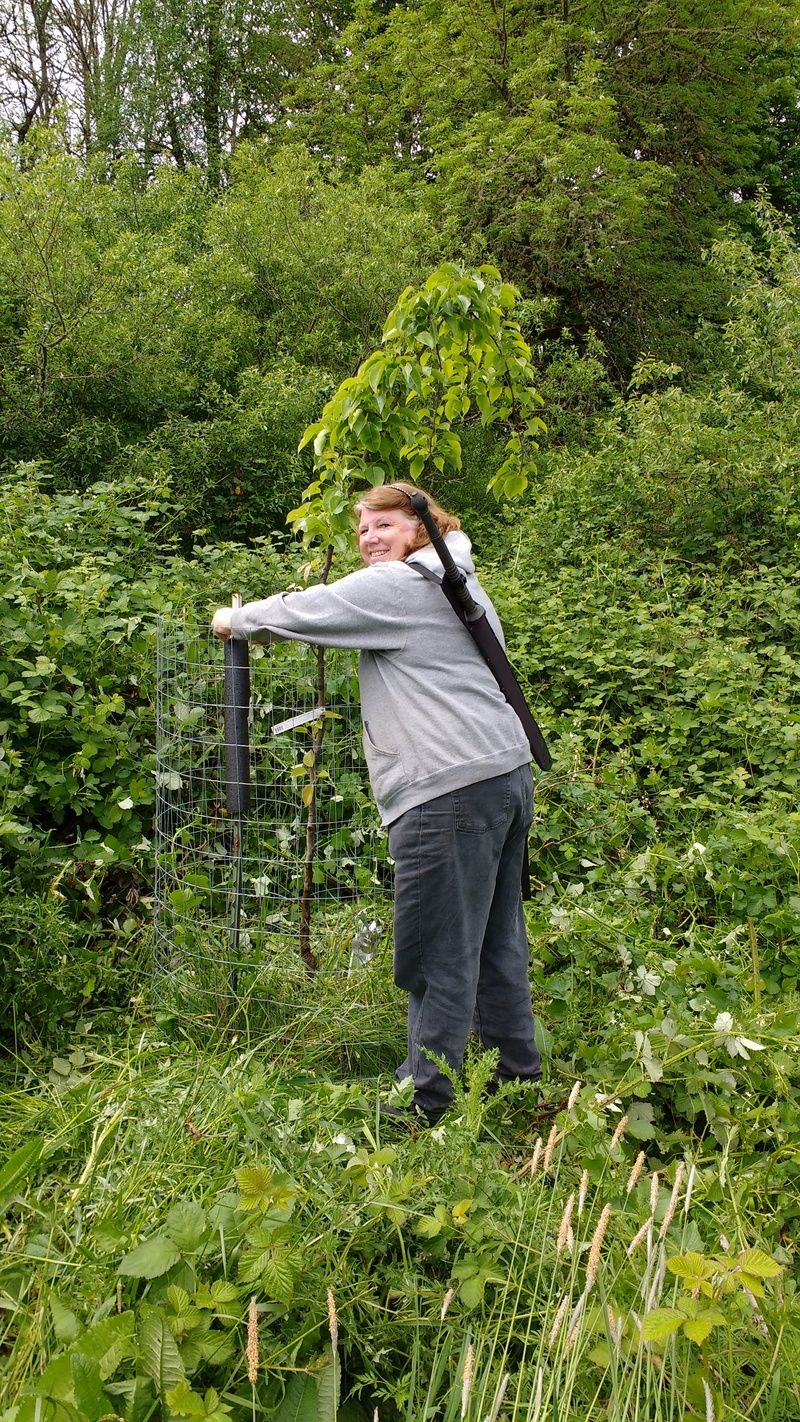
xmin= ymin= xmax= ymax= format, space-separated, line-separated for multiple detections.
xmin=288 ymin=262 xmax=545 ymax=557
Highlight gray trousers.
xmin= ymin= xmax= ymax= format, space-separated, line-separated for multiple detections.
xmin=388 ymin=764 xmax=541 ymax=1120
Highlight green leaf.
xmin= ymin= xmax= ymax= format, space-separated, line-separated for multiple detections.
xmin=458 ymin=1274 xmax=485 ymax=1309
xmin=737 ymin=1249 xmax=783 ymax=1279
xmin=235 ymin=1164 xmax=276 ymax=1212
xmin=641 ymin=1308 xmax=685 ymax=1342
xmin=70 ymin=1355 xmax=107 ymax=1422
xmin=666 ymin=1252 xmax=715 ymax=1282
xmin=50 ymin=1296 xmax=82 ymax=1345
xmin=315 ymin=1347 xmax=340 ymax=1422
xmin=137 ymin=1308 xmax=186 ymax=1393
xmin=682 ymin=1316 xmax=717 ymax=1345
xmin=261 ymin=1250 xmax=297 ymax=1306
xmin=273 ymin=1373 xmax=320 ymax=1422
xmin=165 ymin=1202 xmax=208 ymax=1253
xmin=0 ymin=1137 xmax=44 ymax=1207
xmin=71 ymin=1313 xmax=135 ymax=1379
xmin=118 ymin=1236 xmax=182 ymax=1279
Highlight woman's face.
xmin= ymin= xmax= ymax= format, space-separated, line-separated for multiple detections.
xmin=357 ymin=507 xmax=418 ymax=566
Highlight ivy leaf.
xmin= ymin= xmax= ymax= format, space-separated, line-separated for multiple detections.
xmin=118 ymin=1236 xmax=182 ymax=1279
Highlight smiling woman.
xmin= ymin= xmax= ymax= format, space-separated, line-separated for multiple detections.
xmin=212 ymin=481 xmax=540 ymax=1123
xmin=357 ymin=507 xmax=418 ymax=564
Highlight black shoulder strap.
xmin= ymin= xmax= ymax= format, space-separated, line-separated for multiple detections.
xmin=411 ymin=563 xmax=552 ymax=774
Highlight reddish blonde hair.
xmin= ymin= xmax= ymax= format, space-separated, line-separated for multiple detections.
xmin=353 ymin=482 xmax=460 ymax=554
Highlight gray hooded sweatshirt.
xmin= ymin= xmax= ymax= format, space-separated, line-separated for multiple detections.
xmin=230 ymin=532 xmax=531 ymax=825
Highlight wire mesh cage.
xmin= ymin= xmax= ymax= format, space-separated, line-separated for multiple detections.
xmin=153 ymin=615 xmax=405 ymax=1075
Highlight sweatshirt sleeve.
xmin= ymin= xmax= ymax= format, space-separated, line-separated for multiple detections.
xmin=229 ymin=566 xmax=409 ymax=653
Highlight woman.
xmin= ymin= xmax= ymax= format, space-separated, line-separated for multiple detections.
xmin=212 ymin=482 xmax=540 ymax=1123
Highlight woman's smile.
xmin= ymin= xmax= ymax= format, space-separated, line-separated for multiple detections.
xmin=357 ymin=507 xmax=418 ymax=564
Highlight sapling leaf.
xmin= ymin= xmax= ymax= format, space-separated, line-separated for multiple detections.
xmin=666 ymin=1252 xmax=715 ymax=1284
xmin=235 ymin=1164 xmax=276 ymax=1211
xmin=682 ymin=1316 xmax=717 ymax=1345
xmin=738 ymin=1274 xmax=766 ymax=1297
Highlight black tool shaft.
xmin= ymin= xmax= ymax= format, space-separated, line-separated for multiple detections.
xmin=408 ymin=489 xmax=552 ymax=772
xmin=408 ymin=490 xmax=484 ymax=623
xmin=224 ymin=626 xmax=251 ymax=816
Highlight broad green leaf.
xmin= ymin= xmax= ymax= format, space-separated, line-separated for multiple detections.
xmin=641 ymin=1308 xmax=685 ymax=1342
xmin=667 ymin=1252 xmax=715 ymax=1282
xmin=119 ymin=1236 xmax=182 ymax=1279
xmin=50 ymin=1296 xmax=82 ymax=1345
xmin=165 ymin=1202 xmax=207 ymax=1253
xmin=166 ymin=1380 xmax=202 ymax=1416
xmin=137 ymin=1308 xmax=185 ymax=1393
xmin=415 ymin=1214 xmax=444 ymax=1239
xmin=71 ymin=1313 xmax=135 ymax=1379
xmin=682 ymin=1316 xmax=717 ymax=1345
xmin=458 ymin=1274 xmax=485 ymax=1309
xmin=261 ymin=1251 xmax=296 ymax=1306
xmin=69 ymin=1355 xmax=107 ymax=1422
xmin=273 ymin=1373 xmax=320 ymax=1422
xmin=315 ymin=1347 xmax=340 ymax=1422
xmin=737 ymin=1249 xmax=782 ymax=1278
xmin=588 ymin=1341 xmax=612 ymax=1367
xmin=32 ymin=1354 xmax=75 ymax=1402
xmin=166 ymin=1286 xmax=192 ymax=1318
xmin=114 ymin=1375 xmax=156 ymax=1422
xmin=737 ymin=1274 xmax=766 ymax=1297
xmin=197 ymin=1331 xmax=236 ymax=1365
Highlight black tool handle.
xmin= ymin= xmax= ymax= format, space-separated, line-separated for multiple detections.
xmin=224 ymin=595 xmax=251 ymax=816
xmin=408 ymin=490 xmax=485 ymax=624
xmin=408 ymin=491 xmax=552 ymax=772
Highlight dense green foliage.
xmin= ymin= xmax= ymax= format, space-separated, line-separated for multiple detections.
xmin=2 ymin=2 xmax=800 ymax=1415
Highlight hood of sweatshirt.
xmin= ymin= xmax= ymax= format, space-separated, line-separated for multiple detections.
xmin=406 ymin=530 xmax=475 ymax=576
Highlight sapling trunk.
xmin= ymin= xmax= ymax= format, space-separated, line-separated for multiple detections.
xmin=298 ymin=547 xmax=333 ymax=973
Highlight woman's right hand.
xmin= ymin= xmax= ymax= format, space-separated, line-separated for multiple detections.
xmin=211 ymin=608 xmax=233 ymax=640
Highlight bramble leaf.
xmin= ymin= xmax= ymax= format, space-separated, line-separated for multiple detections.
xmin=641 ymin=1308 xmax=685 ymax=1341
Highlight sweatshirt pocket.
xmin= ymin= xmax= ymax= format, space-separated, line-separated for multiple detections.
xmin=363 ymin=721 xmax=408 ymax=800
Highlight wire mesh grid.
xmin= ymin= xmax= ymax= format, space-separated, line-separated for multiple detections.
xmin=153 ymin=616 xmax=405 ymax=1075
